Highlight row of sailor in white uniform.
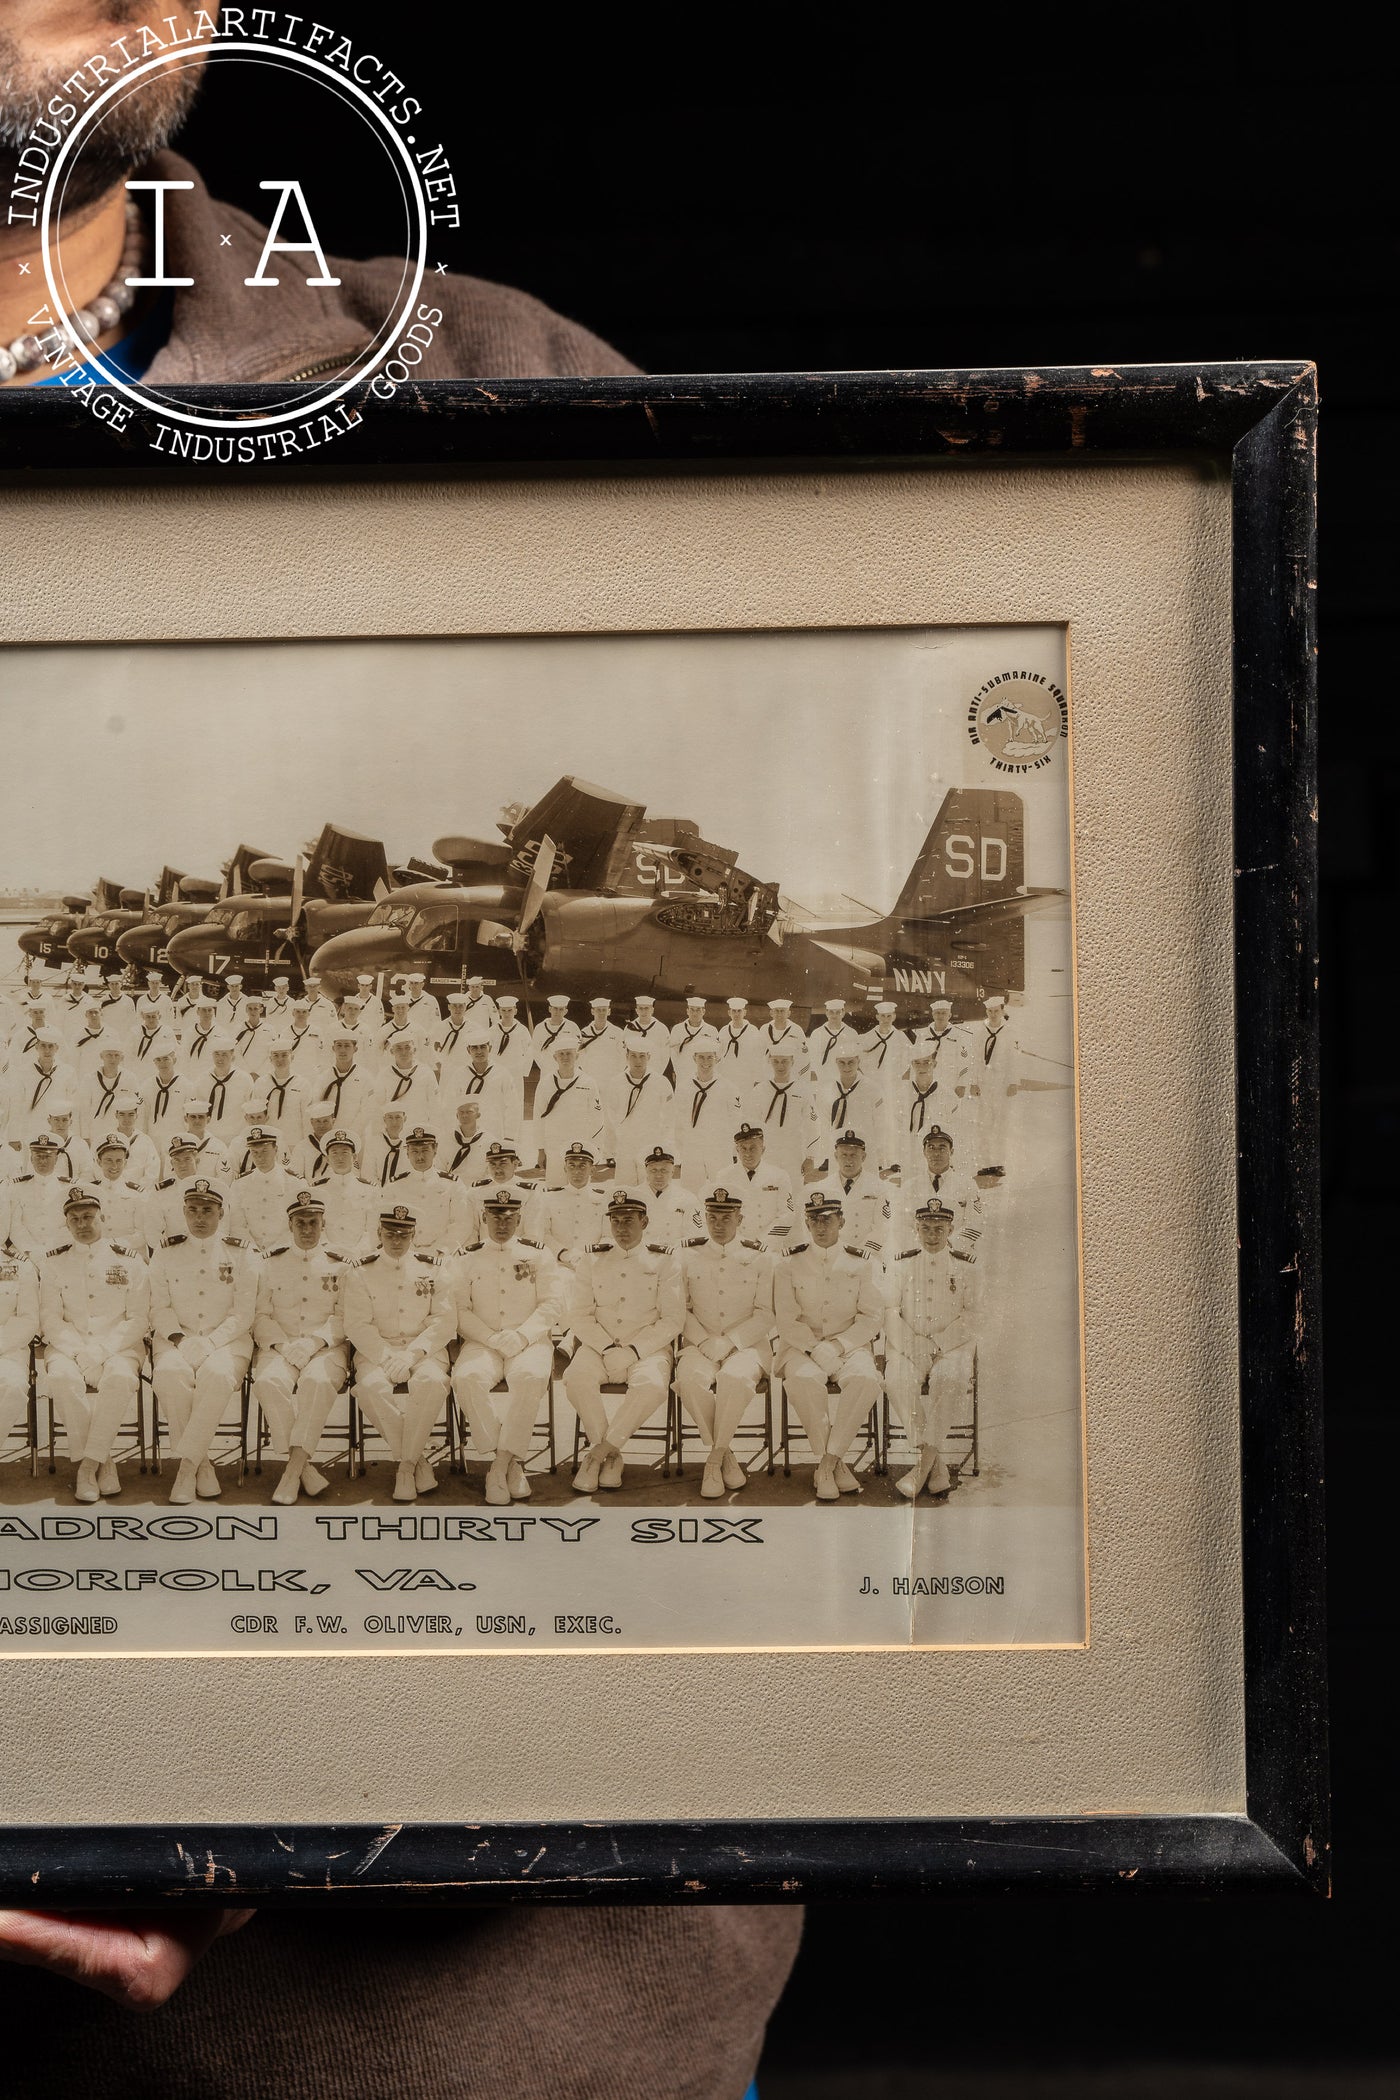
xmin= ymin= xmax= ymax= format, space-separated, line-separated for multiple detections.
xmin=1 ymin=1154 xmax=978 ymax=1510
xmin=2 ymin=1003 xmax=1022 ymax=1213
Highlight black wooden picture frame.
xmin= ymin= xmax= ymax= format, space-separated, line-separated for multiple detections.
xmin=0 ymin=361 xmax=1324 ymax=1904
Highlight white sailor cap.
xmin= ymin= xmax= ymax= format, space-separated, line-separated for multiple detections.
xmin=331 ymin=1030 xmax=359 ymax=1045
xmin=267 ymin=1038 xmax=295 ymax=1057
xmin=466 ymin=976 xmax=486 ymax=989
xmin=34 ymin=1028 xmax=62 ymax=1047
xmin=388 ymin=1033 xmax=417 ymax=1052
xmin=225 ymin=975 xmax=243 ymax=988
xmin=389 ymin=989 xmax=411 ymax=1005
xmin=194 ymin=997 xmax=216 ymax=1011
xmin=208 ymin=1033 xmax=237 ymax=1053
xmin=623 ymin=1037 xmax=654 ymax=1058
xmin=589 ymin=995 xmax=611 ymax=1011
xmin=453 ymin=1094 xmax=483 ymax=1114
xmin=930 ymin=997 xmax=953 ymax=1013
xmin=272 ymin=976 xmax=289 ymax=991
xmin=685 ymin=996 xmax=706 ymax=1011
xmin=984 ymin=993 xmax=1007 ymax=1010
xmin=145 ymin=969 xmax=164 ymax=982
xmin=307 ymin=1099 xmax=337 ymax=1121
xmin=689 ymin=1028 xmax=721 ymax=1055
xmin=876 ymin=1000 xmax=898 ymax=1015
xmin=551 ymin=1028 xmax=583 ymax=1054
xmin=462 ymin=1028 xmax=493 ymax=1049
xmin=446 ymin=991 xmax=470 ymax=1007
xmin=633 ymin=994 xmax=656 ymax=1008
xmin=304 ymin=973 xmax=321 ymax=986
xmin=113 ymin=1092 xmax=142 ymax=1113
xmin=824 ymin=999 xmax=847 ymax=1014
xmin=407 ymin=972 xmax=426 ymax=986
xmin=289 ymin=997 xmax=311 ymax=1012
xmin=497 ymin=994 xmax=519 ymax=1010
xmin=726 ymin=996 xmax=747 ymax=1011
xmin=547 ymin=995 xmax=570 ymax=1011
xmin=44 ymin=1100 xmax=74 ymax=1119
xmin=765 ymin=1040 xmax=796 ymax=1062
xmin=380 ymin=1104 xmax=409 ymax=1125
xmin=767 ymin=998 xmax=792 ymax=1012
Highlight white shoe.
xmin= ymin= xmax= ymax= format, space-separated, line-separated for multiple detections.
xmin=834 ymin=1459 xmax=860 ymax=1494
xmin=74 ymin=1459 xmax=100 ymax=1505
xmin=97 ymin=1461 xmax=120 ymax=1497
xmin=271 ymin=1462 xmax=303 ymax=1506
xmin=720 ymin=1450 xmax=746 ymax=1492
xmin=598 ymin=1452 xmax=624 ymax=1490
xmin=415 ymin=1459 xmax=438 ymax=1494
xmin=484 ymin=1462 xmax=511 ymax=1506
xmin=507 ymin=1459 xmax=532 ymax=1499
xmin=896 ymin=1469 xmax=920 ymax=1501
xmin=300 ymin=1463 xmax=328 ymax=1497
xmin=925 ymin=1456 xmax=951 ymax=1498
xmin=195 ymin=1460 xmax=221 ymax=1499
xmin=392 ymin=1461 xmax=418 ymax=1502
xmin=700 ymin=1457 xmax=725 ymax=1499
xmin=572 ymin=1448 xmax=603 ymax=1494
xmin=813 ymin=1458 xmax=839 ymax=1503
xmin=169 ymin=1458 xmax=199 ymax=1505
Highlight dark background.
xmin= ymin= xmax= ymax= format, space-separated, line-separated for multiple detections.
xmin=177 ymin=31 xmax=1389 ymax=2096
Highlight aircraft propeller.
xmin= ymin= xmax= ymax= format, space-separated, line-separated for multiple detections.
xmin=509 ymin=834 xmax=556 ymax=1023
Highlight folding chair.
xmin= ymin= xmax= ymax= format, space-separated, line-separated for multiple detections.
xmin=34 ymin=1338 xmax=156 ymax=1482
xmin=945 ymin=1344 xmax=980 ymax=1480
xmin=672 ymin=1370 xmax=775 ymax=1480
xmin=568 ymin=1376 xmax=682 ymax=1479
xmin=773 ymin=1370 xmax=883 ymax=1479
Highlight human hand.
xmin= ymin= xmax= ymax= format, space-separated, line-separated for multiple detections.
xmin=495 ymin=1329 xmax=524 ymax=1359
xmin=601 ymin=1345 xmax=631 ymax=1380
xmin=0 ymin=1905 xmax=255 ymax=2010
xmin=181 ymin=1336 xmax=210 ymax=1369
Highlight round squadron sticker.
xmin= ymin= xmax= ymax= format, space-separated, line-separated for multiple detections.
xmin=967 ymin=672 xmax=1068 ymax=773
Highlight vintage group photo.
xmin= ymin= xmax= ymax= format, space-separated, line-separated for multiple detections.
xmin=1 ymin=623 xmax=1085 ymax=1647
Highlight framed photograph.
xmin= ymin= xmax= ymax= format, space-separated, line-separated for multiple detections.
xmin=0 ymin=361 xmax=1324 ymax=1903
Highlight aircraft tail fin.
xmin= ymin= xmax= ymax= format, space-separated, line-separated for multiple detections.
xmin=892 ymin=788 xmax=1025 ymax=922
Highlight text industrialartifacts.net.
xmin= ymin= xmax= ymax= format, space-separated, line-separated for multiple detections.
xmin=0 ymin=625 xmax=1083 ymax=1650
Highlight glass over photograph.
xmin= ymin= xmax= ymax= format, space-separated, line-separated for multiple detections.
xmin=0 ymin=623 xmax=1083 ymax=1651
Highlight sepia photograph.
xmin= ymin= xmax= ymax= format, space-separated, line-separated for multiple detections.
xmin=1 ymin=622 xmax=1083 ymax=1649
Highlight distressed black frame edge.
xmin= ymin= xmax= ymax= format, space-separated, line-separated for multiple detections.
xmin=0 ymin=1816 xmax=1302 ymax=1905
xmin=0 ymin=361 xmax=1325 ymax=1902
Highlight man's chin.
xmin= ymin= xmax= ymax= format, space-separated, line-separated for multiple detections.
xmin=0 ymin=38 xmax=205 ymax=216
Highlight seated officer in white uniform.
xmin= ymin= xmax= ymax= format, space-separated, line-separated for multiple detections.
xmin=343 ymin=1201 xmax=455 ymax=1504
xmin=0 ymin=1233 xmax=39 ymax=1454
xmin=887 ymin=1199 xmax=979 ymax=1501
xmin=450 ymin=1187 xmax=568 ymax=1506
xmin=729 ymin=1122 xmax=794 ymax=1244
xmin=675 ymin=1181 xmax=776 ymax=1500
xmin=638 ymin=1143 xmax=703 ymax=1252
xmin=228 ymin=1126 xmax=300 ymax=1254
xmin=251 ymin=1188 xmax=349 ymax=1507
xmin=40 ymin=1192 xmax=146 ymax=1503
xmin=389 ymin=1125 xmax=473 ymax=1255
xmin=773 ymin=1189 xmax=885 ymax=1502
xmin=148 ymin=1177 xmax=260 ymax=1506
xmin=567 ymin=1185 xmax=684 ymax=1494
xmin=525 ymin=1140 xmax=604 ymax=1269
xmin=317 ymin=1129 xmax=379 ymax=1262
